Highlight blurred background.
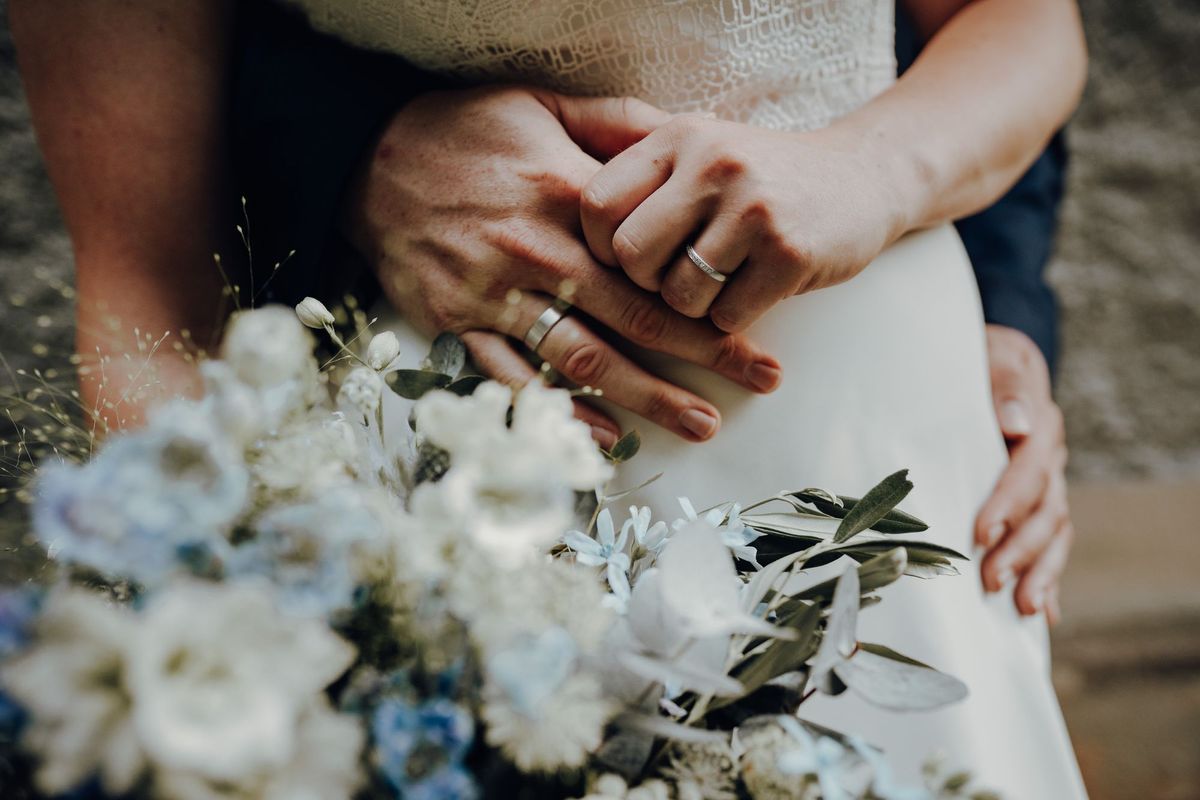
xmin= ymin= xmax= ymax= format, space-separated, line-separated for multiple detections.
xmin=0 ymin=1 xmax=1197 ymax=797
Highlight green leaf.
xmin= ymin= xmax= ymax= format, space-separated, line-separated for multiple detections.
xmin=606 ymin=430 xmax=641 ymax=463
xmin=858 ymin=642 xmax=933 ymax=670
xmin=422 ymin=332 xmax=466 ymax=377
xmin=792 ymin=481 xmax=928 ymax=535
xmin=711 ymin=602 xmax=821 ymax=711
xmin=794 ymin=548 xmax=908 ymax=603
xmin=942 ymin=772 xmax=973 ymax=793
xmin=832 ymin=470 xmax=915 ymax=544
xmin=391 ymin=369 xmax=452 ymax=400
xmin=446 ymin=375 xmax=486 ymax=396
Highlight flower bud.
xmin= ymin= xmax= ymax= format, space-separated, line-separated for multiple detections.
xmin=367 ymin=331 xmax=401 ymax=371
xmin=295 ymin=297 xmax=334 ymax=329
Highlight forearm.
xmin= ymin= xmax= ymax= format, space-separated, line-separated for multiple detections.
xmin=11 ymin=0 xmax=233 ymax=428
xmin=841 ymin=0 xmax=1086 ymax=233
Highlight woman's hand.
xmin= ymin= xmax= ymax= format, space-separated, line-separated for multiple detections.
xmin=579 ymin=116 xmax=908 ymax=332
xmin=342 ymin=86 xmax=783 ymax=446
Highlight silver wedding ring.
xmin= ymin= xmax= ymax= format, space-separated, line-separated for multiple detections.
xmin=523 ymin=299 xmax=571 ymax=354
xmin=686 ymin=244 xmax=727 ymax=284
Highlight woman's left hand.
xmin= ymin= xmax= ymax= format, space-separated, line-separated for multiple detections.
xmin=579 ymin=115 xmax=909 ymax=332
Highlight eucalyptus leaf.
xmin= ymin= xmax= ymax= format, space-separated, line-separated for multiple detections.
xmin=808 ymin=564 xmax=860 ymax=695
xmin=833 ymin=648 xmax=968 ymax=711
xmin=391 ymin=369 xmax=453 ymax=400
xmin=422 ymin=332 xmax=466 ymax=377
xmin=607 ymin=430 xmax=642 ymax=463
xmin=446 ymin=375 xmax=486 ymax=396
xmin=833 ymin=470 xmax=915 ymax=544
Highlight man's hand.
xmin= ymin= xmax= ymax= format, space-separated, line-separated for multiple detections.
xmin=341 ymin=86 xmax=782 ymax=446
xmin=976 ymin=325 xmax=1073 ymax=624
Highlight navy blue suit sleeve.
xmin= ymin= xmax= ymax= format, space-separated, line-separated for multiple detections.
xmin=894 ymin=8 xmax=1065 ymax=376
xmin=229 ymin=0 xmax=446 ymax=307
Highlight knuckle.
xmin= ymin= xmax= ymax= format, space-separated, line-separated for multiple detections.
xmin=661 ymin=280 xmax=699 ymax=314
xmin=621 ymin=297 xmax=670 ymax=346
xmin=665 ymin=114 xmax=702 ymax=140
xmin=709 ymin=334 xmax=744 ymax=374
xmin=612 ymin=228 xmax=647 ymax=273
xmin=580 ymin=180 xmax=617 ymax=224
xmin=701 ymin=152 xmax=748 ymax=184
xmin=641 ymin=386 xmax=677 ymax=423
xmin=560 ymin=340 xmax=610 ymax=386
xmin=709 ymin=305 xmax=744 ymax=334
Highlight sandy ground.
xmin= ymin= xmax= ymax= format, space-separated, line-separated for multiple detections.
xmin=0 ymin=1 xmax=1197 ymax=798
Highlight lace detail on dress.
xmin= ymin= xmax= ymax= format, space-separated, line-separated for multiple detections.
xmin=287 ymin=0 xmax=896 ymax=133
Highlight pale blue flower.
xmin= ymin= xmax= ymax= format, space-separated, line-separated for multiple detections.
xmin=227 ymin=488 xmax=382 ymax=617
xmin=32 ymin=407 xmax=247 ymax=585
xmin=848 ymin=736 xmax=933 ymax=800
xmin=372 ymin=697 xmax=477 ymax=800
xmin=776 ymin=716 xmax=858 ymax=800
xmin=623 ymin=505 xmax=670 ymax=553
xmin=563 ymin=508 xmax=631 ymax=603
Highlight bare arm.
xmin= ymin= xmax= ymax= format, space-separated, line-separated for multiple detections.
xmin=860 ymin=0 xmax=1087 ymax=229
xmin=9 ymin=0 xmax=232 ymax=429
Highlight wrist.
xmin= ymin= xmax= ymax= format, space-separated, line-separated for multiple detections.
xmin=822 ymin=115 xmax=934 ymax=241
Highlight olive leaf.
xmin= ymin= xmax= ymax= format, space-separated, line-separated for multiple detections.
xmin=793 ymin=548 xmax=908 ymax=603
xmin=712 ymin=602 xmax=822 ymax=711
xmin=390 ymin=369 xmax=453 ymax=400
xmin=832 ymin=469 xmax=916 ymax=543
xmin=422 ymin=332 xmax=466 ymax=378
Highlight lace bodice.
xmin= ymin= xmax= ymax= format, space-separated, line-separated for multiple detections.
xmin=288 ymin=0 xmax=896 ymax=132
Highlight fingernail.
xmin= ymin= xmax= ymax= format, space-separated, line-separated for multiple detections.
xmin=983 ymin=521 xmax=1007 ymax=547
xmin=591 ymin=425 xmax=618 ymax=451
xmin=745 ymin=361 xmax=782 ymax=392
xmin=680 ymin=409 xmax=718 ymax=440
xmin=999 ymin=400 xmax=1033 ymax=437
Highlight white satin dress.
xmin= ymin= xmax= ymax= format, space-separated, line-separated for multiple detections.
xmin=289 ymin=1 xmax=1088 ymax=796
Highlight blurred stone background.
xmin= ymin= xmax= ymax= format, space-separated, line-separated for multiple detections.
xmin=0 ymin=1 xmax=1197 ymax=797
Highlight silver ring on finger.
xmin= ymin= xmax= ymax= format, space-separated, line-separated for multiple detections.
xmin=522 ymin=298 xmax=571 ymax=355
xmin=686 ymin=243 xmax=728 ymax=284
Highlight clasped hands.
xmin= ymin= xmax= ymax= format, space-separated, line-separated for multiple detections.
xmin=342 ymin=84 xmax=1070 ymax=619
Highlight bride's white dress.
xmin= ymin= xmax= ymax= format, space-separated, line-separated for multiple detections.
xmin=290 ymin=1 xmax=1088 ymax=796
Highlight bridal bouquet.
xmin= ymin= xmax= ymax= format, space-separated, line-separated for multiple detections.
xmin=0 ymin=302 xmax=995 ymax=800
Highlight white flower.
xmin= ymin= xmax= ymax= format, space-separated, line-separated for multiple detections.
xmin=154 ymin=698 xmax=364 ymax=800
xmin=1 ymin=589 xmax=145 ymax=796
xmin=295 ymin=296 xmax=335 ymax=329
xmin=221 ymin=306 xmax=318 ymax=392
xmin=509 ymin=381 xmax=613 ymax=489
xmin=572 ymin=776 xmax=672 ymax=800
xmin=482 ymin=661 xmax=611 ymax=772
xmin=564 ymin=508 xmax=632 ymax=608
xmin=337 ymin=367 xmax=384 ymax=419
xmin=415 ymin=380 xmax=513 ymax=458
xmin=127 ymin=581 xmax=355 ymax=785
xmin=366 ymin=331 xmax=401 ymax=371
xmin=248 ymin=412 xmax=362 ymax=497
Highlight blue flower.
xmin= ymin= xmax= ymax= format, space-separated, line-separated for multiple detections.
xmin=371 ymin=697 xmax=477 ymax=800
